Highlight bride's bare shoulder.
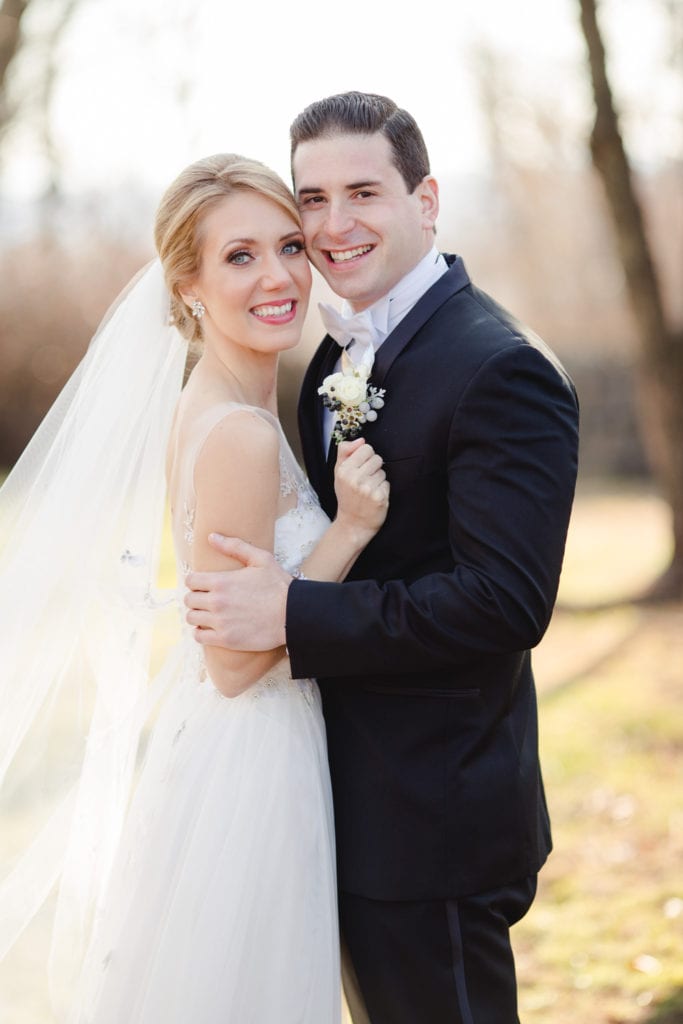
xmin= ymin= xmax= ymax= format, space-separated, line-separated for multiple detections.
xmin=193 ymin=406 xmax=280 ymax=491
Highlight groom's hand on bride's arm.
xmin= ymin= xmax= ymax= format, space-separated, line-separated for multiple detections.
xmin=185 ymin=535 xmax=290 ymax=651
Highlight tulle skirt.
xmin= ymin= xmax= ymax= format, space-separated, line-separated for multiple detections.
xmin=70 ymin=648 xmax=341 ymax=1024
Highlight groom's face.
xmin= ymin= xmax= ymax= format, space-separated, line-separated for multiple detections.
xmin=293 ymin=132 xmax=438 ymax=312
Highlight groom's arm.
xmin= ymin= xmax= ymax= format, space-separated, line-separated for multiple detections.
xmin=186 ymin=343 xmax=578 ymax=673
xmin=285 ymin=342 xmax=579 ymax=677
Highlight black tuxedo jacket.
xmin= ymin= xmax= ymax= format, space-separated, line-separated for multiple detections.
xmin=287 ymin=256 xmax=579 ymax=901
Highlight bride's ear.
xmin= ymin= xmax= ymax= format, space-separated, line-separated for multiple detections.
xmin=177 ymin=274 xmax=199 ymax=310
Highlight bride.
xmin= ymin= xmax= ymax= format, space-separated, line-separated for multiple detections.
xmin=0 ymin=155 xmax=388 ymax=1022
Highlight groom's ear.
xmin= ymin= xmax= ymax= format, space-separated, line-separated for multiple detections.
xmin=416 ymin=175 xmax=439 ymax=232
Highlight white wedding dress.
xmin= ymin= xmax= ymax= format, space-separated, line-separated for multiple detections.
xmin=68 ymin=403 xmax=341 ymax=1024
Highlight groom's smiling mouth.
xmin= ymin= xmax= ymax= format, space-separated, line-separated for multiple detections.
xmin=326 ymin=245 xmax=374 ymax=265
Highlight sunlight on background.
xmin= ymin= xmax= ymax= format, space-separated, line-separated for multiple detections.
xmin=1 ymin=0 xmax=676 ymax=202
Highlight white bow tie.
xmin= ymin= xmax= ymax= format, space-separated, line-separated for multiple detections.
xmin=318 ymin=303 xmax=377 ymax=373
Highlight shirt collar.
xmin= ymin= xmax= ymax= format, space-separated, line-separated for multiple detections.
xmin=340 ymin=246 xmax=448 ymax=349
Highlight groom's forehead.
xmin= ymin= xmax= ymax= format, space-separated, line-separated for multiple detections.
xmin=292 ymin=132 xmax=396 ymax=192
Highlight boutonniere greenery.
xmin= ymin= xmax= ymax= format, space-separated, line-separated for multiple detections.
xmin=318 ymin=351 xmax=386 ymax=445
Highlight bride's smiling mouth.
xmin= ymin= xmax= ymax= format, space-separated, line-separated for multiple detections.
xmin=250 ymin=299 xmax=298 ymax=323
xmin=325 ymin=245 xmax=374 ymax=265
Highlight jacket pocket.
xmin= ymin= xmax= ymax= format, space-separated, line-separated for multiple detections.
xmin=383 ymin=455 xmax=424 ymax=491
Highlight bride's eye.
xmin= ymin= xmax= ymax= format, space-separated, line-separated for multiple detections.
xmin=228 ymin=250 xmax=252 ymax=265
xmin=281 ymin=239 xmax=305 ymax=256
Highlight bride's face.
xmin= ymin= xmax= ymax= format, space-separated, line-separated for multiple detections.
xmin=186 ymin=191 xmax=311 ymax=355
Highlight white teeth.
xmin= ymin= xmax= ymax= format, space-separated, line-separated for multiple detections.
xmin=252 ymin=301 xmax=293 ymax=318
xmin=329 ymin=245 xmax=372 ymax=263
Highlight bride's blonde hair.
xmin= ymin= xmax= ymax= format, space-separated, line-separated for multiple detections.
xmin=154 ymin=154 xmax=301 ymax=343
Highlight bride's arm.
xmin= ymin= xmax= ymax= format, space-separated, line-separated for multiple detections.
xmin=298 ymin=438 xmax=389 ymax=583
xmin=192 ymin=410 xmax=284 ymax=696
xmin=191 ymin=418 xmax=388 ymax=695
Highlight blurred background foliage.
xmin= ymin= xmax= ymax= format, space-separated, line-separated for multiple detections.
xmin=1 ymin=2 xmax=683 ymax=598
xmin=1 ymin=0 xmax=681 ymax=602
xmin=0 ymin=1 xmax=682 ymax=1021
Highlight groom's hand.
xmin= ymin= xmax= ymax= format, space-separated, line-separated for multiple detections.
xmin=185 ymin=535 xmax=291 ymax=651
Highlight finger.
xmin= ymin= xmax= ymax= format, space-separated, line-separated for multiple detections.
xmin=183 ymin=588 xmax=212 ymax=611
xmin=192 ymin=626 xmax=223 ymax=647
xmin=362 ymin=474 xmax=387 ymax=495
xmin=186 ymin=609 xmax=214 ymax=628
xmin=364 ymin=477 xmax=390 ymax=500
xmin=359 ymin=480 xmax=386 ymax=500
xmin=362 ymin=453 xmax=384 ymax=475
xmin=185 ymin=571 xmax=213 ymax=594
xmin=336 ymin=437 xmax=365 ymax=464
xmin=347 ymin=453 xmax=384 ymax=480
xmin=185 ymin=569 xmax=232 ymax=595
xmin=206 ymin=534 xmax=272 ymax=567
xmin=338 ymin=444 xmax=379 ymax=475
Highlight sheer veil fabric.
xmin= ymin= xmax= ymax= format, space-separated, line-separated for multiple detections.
xmin=0 ymin=261 xmax=187 ymax=1011
xmin=0 ymin=260 xmax=341 ymax=1023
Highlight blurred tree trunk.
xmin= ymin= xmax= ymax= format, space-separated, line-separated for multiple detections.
xmin=578 ymin=0 xmax=683 ymax=600
xmin=0 ymin=0 xmax=28 ymax=101
xmin=1 ymin=0 xmax=82 ymax=201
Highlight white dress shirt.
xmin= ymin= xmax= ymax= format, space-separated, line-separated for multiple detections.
xmin=321 ymin=247 xmax=448 ymax=451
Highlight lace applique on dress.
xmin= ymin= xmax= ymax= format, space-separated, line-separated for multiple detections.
xmin=278 ymin=451 xmax=298 ymax=497
xmin=273 ymin=472 xmax=328 ymax=573
xmin=183 ymin=502 xmax=195 ymax=545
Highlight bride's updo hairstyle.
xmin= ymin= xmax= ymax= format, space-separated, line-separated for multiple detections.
xmin=154 ymin=154 xmax=301 ymax=343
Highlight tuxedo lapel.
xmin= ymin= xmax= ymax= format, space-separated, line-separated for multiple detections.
xmin=298 ymin=257 xmax=470 ymax=517
xmin=371 ymin=256 xmax=470 ymax=388
xmin=298 ymin=335 xmax=340 ymax=516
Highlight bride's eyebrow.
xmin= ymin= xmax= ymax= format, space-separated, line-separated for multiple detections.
xmin=219 ymin=230 xmax=302 ymax=255
xmin=221 ymin=237 xmax=255 ymax=251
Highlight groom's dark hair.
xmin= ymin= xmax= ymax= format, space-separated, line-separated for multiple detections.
xmin=289 ymin=91 xmax=430 ymax=194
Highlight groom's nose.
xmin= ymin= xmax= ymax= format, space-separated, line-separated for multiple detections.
xmin=322 ymin=198 xmax=355 ymax=240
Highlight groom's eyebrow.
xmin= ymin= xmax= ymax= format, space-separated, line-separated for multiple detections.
xmin=297 ymin=179 xmax=382 ymax=197
xmin=346 ymin=179 xmax=381 ymax=190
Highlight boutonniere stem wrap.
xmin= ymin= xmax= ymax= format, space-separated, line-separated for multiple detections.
xmin=318 ymin=350 xmax=386 ymax=445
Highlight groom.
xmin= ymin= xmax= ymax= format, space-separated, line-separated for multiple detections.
xmin=186 ymin=92 xmax=579 ymax=1022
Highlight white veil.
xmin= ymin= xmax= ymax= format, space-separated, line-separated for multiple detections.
xmin=0 ymin=259 xmax=187 ymax=1012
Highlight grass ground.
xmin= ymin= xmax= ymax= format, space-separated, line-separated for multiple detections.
xmin=514 ymin=482 xmax=683 ymax=1024
xmin=1 ymin=480 xmax=681 ymax=1022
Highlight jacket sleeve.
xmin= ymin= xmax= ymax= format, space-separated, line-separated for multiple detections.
xmin=286 ymin=342 xmax=579 ymax=679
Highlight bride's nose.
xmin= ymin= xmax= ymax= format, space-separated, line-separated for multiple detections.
xmin=260 ymin=253 xmax=293 ymax=291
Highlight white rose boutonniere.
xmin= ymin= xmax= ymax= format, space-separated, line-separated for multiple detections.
xmin=318 ymin=353 xmax=386 ymax=445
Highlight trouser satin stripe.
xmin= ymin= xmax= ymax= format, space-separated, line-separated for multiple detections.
xmin=446 ymin=900 xmax=475 ymax=1024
